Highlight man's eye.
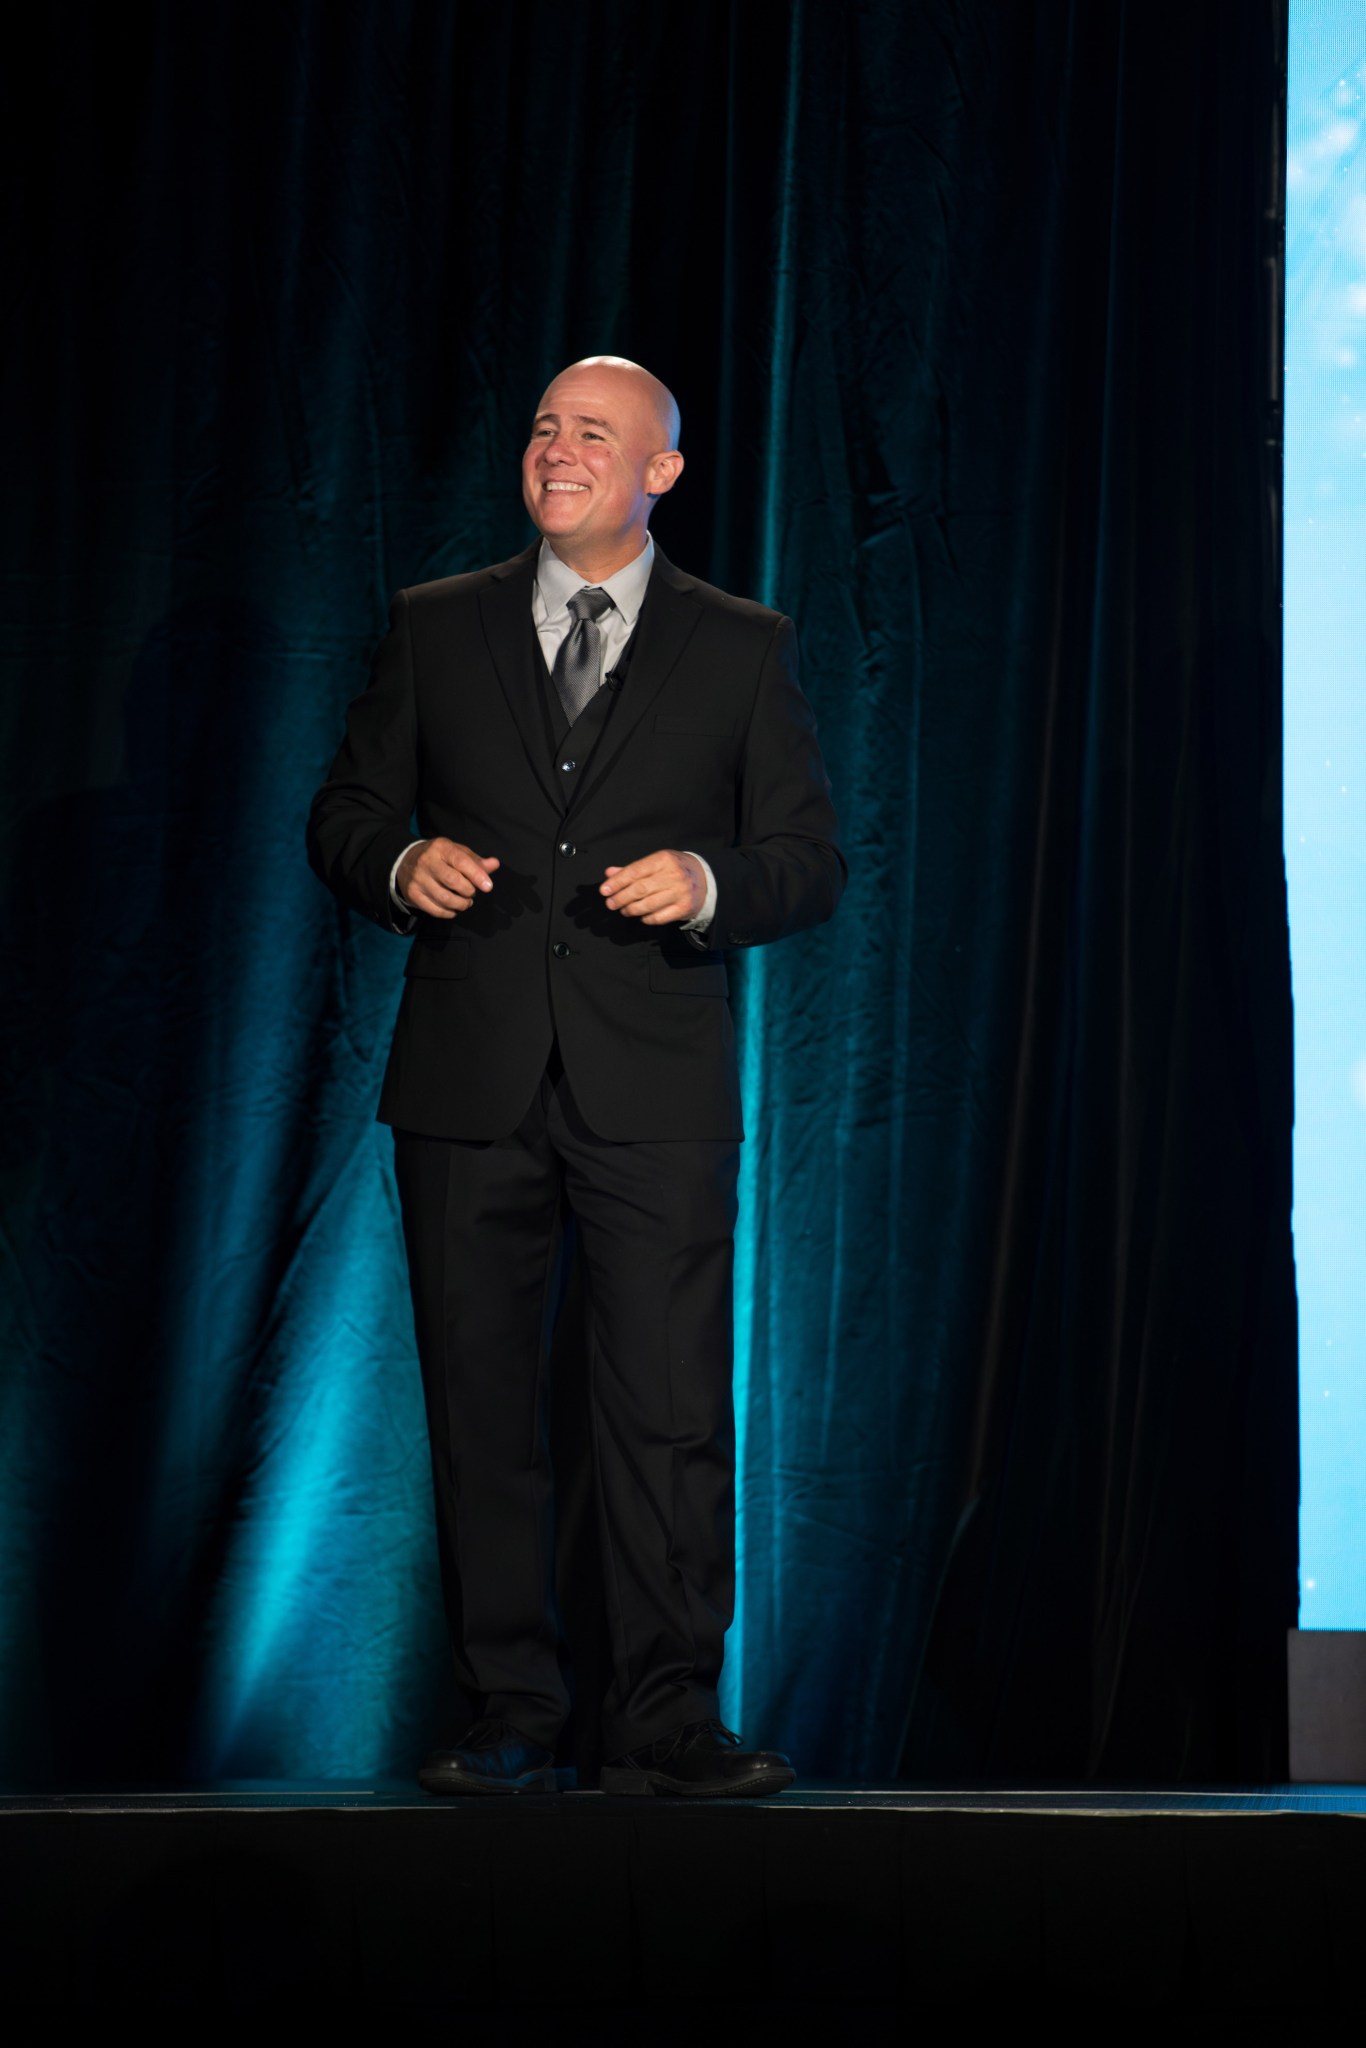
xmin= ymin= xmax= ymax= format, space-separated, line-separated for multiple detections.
xmin=583 ymin=432 xmax=602 ymax=441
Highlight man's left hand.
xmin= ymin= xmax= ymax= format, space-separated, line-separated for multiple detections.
xmin=601 ymin=850 xmax=705 ymax=926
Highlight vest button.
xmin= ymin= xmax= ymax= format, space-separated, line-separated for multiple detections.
xmin=558 ymin=841 xmax=576 ymax=857
xmin=560 ymin=759 xmax=576 ymax=773
xmin=552 ymin=942 xmax=570 ymax=959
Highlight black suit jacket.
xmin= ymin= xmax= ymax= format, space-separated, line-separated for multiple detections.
xmin=306 ymin=542 xmax=845 ymax=1140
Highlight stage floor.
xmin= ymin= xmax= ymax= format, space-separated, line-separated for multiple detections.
xmin=4 ymin=1782 xmax=1363 ymax=2022
xmin=4 ymin=1778 xmax=1365 ymax=1812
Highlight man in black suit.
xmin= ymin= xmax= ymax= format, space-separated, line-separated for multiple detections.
xmin=308 ymin=357 xmax=844 ymax=1797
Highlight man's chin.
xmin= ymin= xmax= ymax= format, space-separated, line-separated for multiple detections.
xmin=529 ymin=504 xmax=590 ymax=542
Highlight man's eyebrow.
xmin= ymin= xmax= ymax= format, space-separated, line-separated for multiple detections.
xmin=532 ymin=411 xmax=617 ymax=432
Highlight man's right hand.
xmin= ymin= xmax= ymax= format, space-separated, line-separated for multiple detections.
xmin=396 ymin=838 xmax=500 ymax=918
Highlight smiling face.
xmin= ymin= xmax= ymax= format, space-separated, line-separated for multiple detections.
xmin=521 ymin=357 xmax=683 ymax=580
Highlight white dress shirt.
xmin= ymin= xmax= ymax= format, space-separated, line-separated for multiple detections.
xmin=389 ymin=536 xmax=717 ymax=934
xmin=532 ymin=531 xmax=654 ymax=686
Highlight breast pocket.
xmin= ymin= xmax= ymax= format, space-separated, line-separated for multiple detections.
xmin=404 ymin=935 xmax=470 ymax=980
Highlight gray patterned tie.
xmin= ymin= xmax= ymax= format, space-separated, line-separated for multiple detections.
xmin=552 ymin=586 xmax=614 ymax=725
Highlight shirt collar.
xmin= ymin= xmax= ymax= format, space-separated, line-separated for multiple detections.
xmin=535 ymin=534 xmax=655 ymax=628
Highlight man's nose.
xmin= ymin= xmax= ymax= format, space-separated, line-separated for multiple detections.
xmin=541 ymin=433 xmax=572 ymax=462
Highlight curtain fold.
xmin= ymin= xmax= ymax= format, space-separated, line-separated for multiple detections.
xmin=0 ymin=0 xmax=1292 ymax=1783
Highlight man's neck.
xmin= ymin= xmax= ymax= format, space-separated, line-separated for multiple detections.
xmin=544 ymin=532 xmax=650 ymax=584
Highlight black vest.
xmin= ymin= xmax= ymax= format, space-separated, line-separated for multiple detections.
xmin=534 ymin=616 xmax=636 ymax=814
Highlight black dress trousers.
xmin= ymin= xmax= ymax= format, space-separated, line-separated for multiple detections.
xmin=392 ymin=1050 xmax=741 ymax=1755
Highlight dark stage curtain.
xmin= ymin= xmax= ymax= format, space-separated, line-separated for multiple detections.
xmin=0 ymin=0 xmax=1293 ymax=1784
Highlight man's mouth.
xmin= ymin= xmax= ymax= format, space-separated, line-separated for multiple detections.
xmin=543 ymin=481 xmax=589 ymax=493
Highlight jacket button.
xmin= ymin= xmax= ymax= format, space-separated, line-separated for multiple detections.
xmin=558 ymin=841 xmax=576 ymax=857
xmin=560 ymin=759 xmax=576 ymax=773
xmin=552 ymin=942 xmax=570 ymax=959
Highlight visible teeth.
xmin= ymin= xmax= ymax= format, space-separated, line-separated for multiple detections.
xmin=545 ymin=482 xmax=587 ymax=492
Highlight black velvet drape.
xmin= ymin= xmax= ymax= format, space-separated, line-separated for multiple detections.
xmin=0 ymin=0 xmax=1292 ymax=1785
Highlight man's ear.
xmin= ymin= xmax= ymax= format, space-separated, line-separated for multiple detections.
xmin=646 ymin=450 xmax=685 ymax=499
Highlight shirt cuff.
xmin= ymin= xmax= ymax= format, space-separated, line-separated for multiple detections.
xmin=680 ymin=852 xmax=717 ymax=939
xmin=389 ymin=841 xmax=426 ymax=927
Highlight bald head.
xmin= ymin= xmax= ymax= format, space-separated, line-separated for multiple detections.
xmin=547 ymin=355 xmax=681 ymax=451
xmin=522 ymin=355 xmax=685 ymax=580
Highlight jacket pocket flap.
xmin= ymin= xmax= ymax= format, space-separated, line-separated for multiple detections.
xmin=648 ymin=949 xmax=728 ymax=996
xmin=404 ymin=935 xmax=471 ymax=980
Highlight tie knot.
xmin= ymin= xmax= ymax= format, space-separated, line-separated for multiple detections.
xmin=567 ymin=586 xmax=613 ymax=625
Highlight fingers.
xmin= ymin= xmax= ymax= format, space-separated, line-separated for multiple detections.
xmin=600 ymin=852 xmax=674 ymax=901
xmin=620 ymin=892 xmax=689 ymax=921
xmin=600 ymin=859 xmax=661 ymax=912
xmin=410 ymin=878 xmax=473 ymax=917
xmin=432 ymin=843 xmax=498 ymax=893
xmin=640 ymin=899 xmax=695 ymax=926
xmin=600 ymin=851 xmax=698 ymax=923
xmin=402 ymin=840 xmax=499 ymax=919
xmin=610 ymin=878 xmax=686 ymax=914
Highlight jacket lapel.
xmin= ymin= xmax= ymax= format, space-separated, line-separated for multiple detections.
xmin=567 ymin=547 xmax=703 ymax=817
xmin=476 ymin=543 xmax=561 ymax=812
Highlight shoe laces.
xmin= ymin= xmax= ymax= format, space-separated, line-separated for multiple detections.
xmin=459 ymin=1716 xmax=516 ymax=1750
xmin=644 ymin=1717 xmax=743 ymax=1765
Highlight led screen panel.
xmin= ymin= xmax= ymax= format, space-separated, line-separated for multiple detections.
xmin=1286 ymin=4 xmax=1366 ymax=1626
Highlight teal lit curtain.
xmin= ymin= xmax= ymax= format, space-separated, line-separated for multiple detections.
xmin=0 ymin=0 xmax=1293 ymax=1784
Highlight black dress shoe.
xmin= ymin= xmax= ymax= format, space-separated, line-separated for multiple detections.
xmin=598 ymin=1719 xmax=795 ymax=1798
xmin=417 ymin=1717 xmax=575 ymax=1796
